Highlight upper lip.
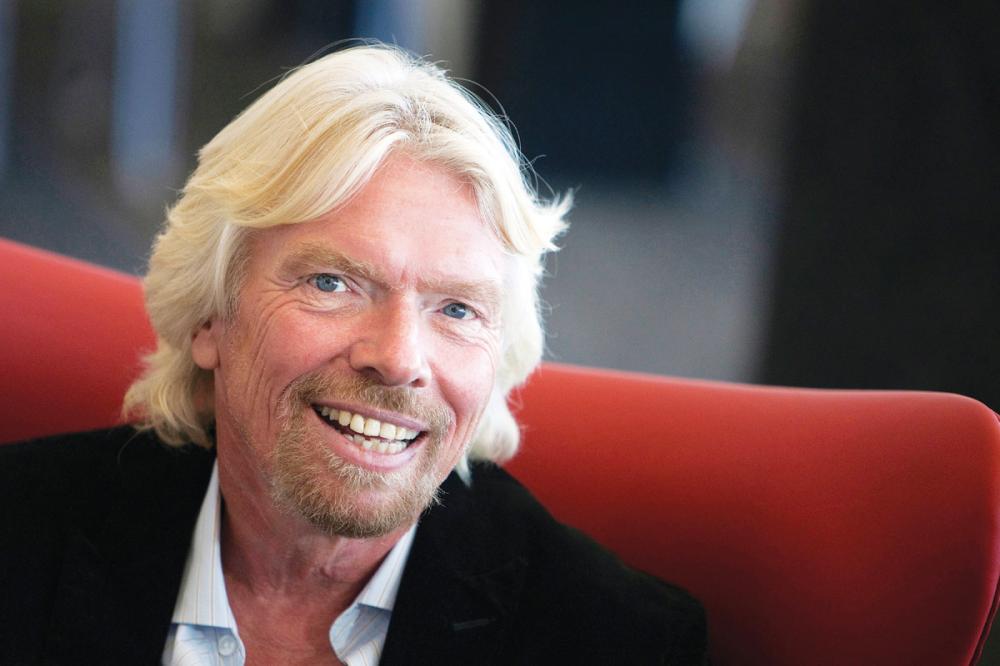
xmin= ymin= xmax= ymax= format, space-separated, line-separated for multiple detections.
xmin=311 ymin=401 xmax=429 ymax=432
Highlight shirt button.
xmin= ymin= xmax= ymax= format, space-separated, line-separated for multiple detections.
xmin=218 ymin=633 xmax=237 ymax=656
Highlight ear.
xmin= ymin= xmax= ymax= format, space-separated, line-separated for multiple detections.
xmin=191 ymin=320 xmax=221 ymax=370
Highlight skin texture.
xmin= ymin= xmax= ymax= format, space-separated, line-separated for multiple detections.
xmin=190 ymin=155 xmax=507 ymax=664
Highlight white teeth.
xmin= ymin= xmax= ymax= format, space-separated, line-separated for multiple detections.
xmin=316 ymin=405 xmax=421 ymax=452
xmin=349 ymin=414 xmax=366 ymax=434
xmin=347 ymin=434 xmax=405 ymax=455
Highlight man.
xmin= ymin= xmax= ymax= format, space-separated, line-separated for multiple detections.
xmin=1 ymin=45 xmax=705 ymax=664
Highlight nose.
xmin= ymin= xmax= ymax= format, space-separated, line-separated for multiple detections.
xmin=348 ymin=298 xmax=430 ymax=388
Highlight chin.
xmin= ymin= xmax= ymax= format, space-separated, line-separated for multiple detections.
xmin=270 ymin=421 xmax=444 ymax=539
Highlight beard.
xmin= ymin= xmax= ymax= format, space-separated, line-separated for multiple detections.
xmin=269 ymin=372 xmax=454 ymax=539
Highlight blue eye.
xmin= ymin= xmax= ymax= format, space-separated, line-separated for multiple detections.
xmin=442 ymin=302 xmax=473 ymax=320
xmin=313 ymin=274 xmax=345 ymax=293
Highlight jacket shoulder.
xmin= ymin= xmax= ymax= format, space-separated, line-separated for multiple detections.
xmin=0 ymin=426 xmax=203 ymax=503
xmin=469 ymin=463 xmax=707 ymax=664
xmin=0 ymin=427 xmax=214 ymax=664
xmin=0 ymin=425 xmax=210 ymax=543
xmin=1 ymin=426 xmax=141 ymax=506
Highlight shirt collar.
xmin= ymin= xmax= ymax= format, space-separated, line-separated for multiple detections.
xmin=171 ymin=462 xmax=239 ymax=629
xmin=355 ymin=518 xmax=416 ymax=611
xmin=171 ymin=462 xmax=418 ymax=626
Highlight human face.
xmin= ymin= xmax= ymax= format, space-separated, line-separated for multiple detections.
xmin=192 ymin=156 xmax=506 ymax=538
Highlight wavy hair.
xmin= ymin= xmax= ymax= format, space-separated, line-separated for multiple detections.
xmin=123 ymin=44 xmax=569 ymax=463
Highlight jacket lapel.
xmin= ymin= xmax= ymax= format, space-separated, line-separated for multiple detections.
xmin=381 ymin=469 xmax=529 ymax=665
xmin=44 ymin=439 xmax=214 ymax=664
xmin=41 ymin=446 xmax=524 ymax=663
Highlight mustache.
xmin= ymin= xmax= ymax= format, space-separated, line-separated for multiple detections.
xmin=283 ymin=371 xmax=453 ymax=433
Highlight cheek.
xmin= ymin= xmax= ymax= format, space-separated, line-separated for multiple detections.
xmin=220 ymin=310 xmax=319 ymax=408
xmin=436 ymin=339 xmax=500 ymax=428
xmin=272 ymin=302 xmax=343 ymax=358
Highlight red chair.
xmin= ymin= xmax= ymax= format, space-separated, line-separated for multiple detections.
xmin=2 ymin=236 xmax=998 ymax=665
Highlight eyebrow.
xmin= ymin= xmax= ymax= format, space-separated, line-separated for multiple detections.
xmin=278 ymin=242 xmax=380 ymax=284
xmin=278 ymin=242 xmax=503 ymax=311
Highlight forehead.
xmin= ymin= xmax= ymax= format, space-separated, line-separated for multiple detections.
xmin=247 ymin=156 xmax=509 ymax=292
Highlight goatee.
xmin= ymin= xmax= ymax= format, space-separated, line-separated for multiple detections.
xmin=269 ymin=372 xmax=454 ymax=538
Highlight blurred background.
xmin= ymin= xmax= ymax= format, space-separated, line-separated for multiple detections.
xmin=0 ymin=0 xmax=997 ymax=409
xmin=1 ymin=1 xmax=998 ymax=658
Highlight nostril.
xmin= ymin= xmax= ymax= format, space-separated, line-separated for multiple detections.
xmin=349 ymin=341 xmax=429 ymax=388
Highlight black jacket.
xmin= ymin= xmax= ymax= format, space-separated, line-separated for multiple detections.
xmin=0 ymin=427 xmax=706 ymax=664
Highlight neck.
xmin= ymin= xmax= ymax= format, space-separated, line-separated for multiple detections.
xmin=209 ymin=419 xmax=416 ymax=661
xmin=217 ymin=465 xmax=410 ymax=602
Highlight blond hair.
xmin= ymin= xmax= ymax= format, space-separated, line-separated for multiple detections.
xmin=123 ymin=44 xmax=569 ymax=463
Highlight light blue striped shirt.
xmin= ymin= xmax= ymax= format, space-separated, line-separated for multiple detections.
xmin=161 ymin=464 xmax=417 ymax=666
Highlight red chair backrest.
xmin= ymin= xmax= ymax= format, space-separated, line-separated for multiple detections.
xmin=506 ymin=364 xmax=1000 ymax=664
xmin=2 ymin=236 xmax=998 ymax=665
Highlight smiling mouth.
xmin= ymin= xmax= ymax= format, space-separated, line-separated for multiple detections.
xmin=312 ymin=404 xmax=424 ymax=455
